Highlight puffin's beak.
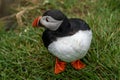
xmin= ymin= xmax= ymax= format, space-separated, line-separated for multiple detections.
xmin=32 ymin=16 xmax=42 ymax=27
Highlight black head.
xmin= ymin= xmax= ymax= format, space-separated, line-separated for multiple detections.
xmin=32 ymin=10 xmax=69 ymax=31
xmin=43 ymin=10 xmax=66 ymax=20
xmin=38 ymin=10 xmax=68 ymax=31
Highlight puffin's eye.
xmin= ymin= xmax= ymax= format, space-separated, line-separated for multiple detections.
xmin=46 ymin=18 xmax=49 ymax=22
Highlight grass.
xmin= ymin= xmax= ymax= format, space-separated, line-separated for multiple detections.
xmin=0 ymin=0 xmax=120 ymax=80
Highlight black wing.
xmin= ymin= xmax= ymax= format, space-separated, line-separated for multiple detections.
xmin=68 ymin=18 xmax=90 ymax=34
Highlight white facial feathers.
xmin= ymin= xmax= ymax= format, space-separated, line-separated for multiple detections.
xmin=40 ymin=16 xmax=63 ymax=31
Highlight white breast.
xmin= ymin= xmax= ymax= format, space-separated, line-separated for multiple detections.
xmin=48 ymin=30 xmax=92 ymax=62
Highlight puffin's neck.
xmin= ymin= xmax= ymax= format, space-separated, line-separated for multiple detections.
xmin=56 ymin=17 xmax=70 ymax=34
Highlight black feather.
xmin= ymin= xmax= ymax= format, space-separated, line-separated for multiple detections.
xmin=43 ymin=10 xmax=65 ymax=20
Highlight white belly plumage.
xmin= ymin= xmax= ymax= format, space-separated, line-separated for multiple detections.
xmin=48 ymin=30 xmax=92 ymax=62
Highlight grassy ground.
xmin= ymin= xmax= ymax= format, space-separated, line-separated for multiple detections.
xmin=0 ymin=0 xmax=120 ymax=80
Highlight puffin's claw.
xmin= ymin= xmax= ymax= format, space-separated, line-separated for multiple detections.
xmin=71 ymin=60 xmax=86 ymax=70
xmin=54 ymin=58 xmax=66 ymax=74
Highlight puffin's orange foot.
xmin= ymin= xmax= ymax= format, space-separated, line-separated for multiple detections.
xmin=54 ymin=58 xmax=66 ymax=74
xmin=71 ymin=60 xmax=86 ymax=70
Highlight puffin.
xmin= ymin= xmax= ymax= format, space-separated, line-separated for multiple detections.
xmin=32 ymin=10 xmax=92 ymax=74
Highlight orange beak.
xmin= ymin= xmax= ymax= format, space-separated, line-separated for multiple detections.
xmin=32 ymin=16 xmax=41 ymax=27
